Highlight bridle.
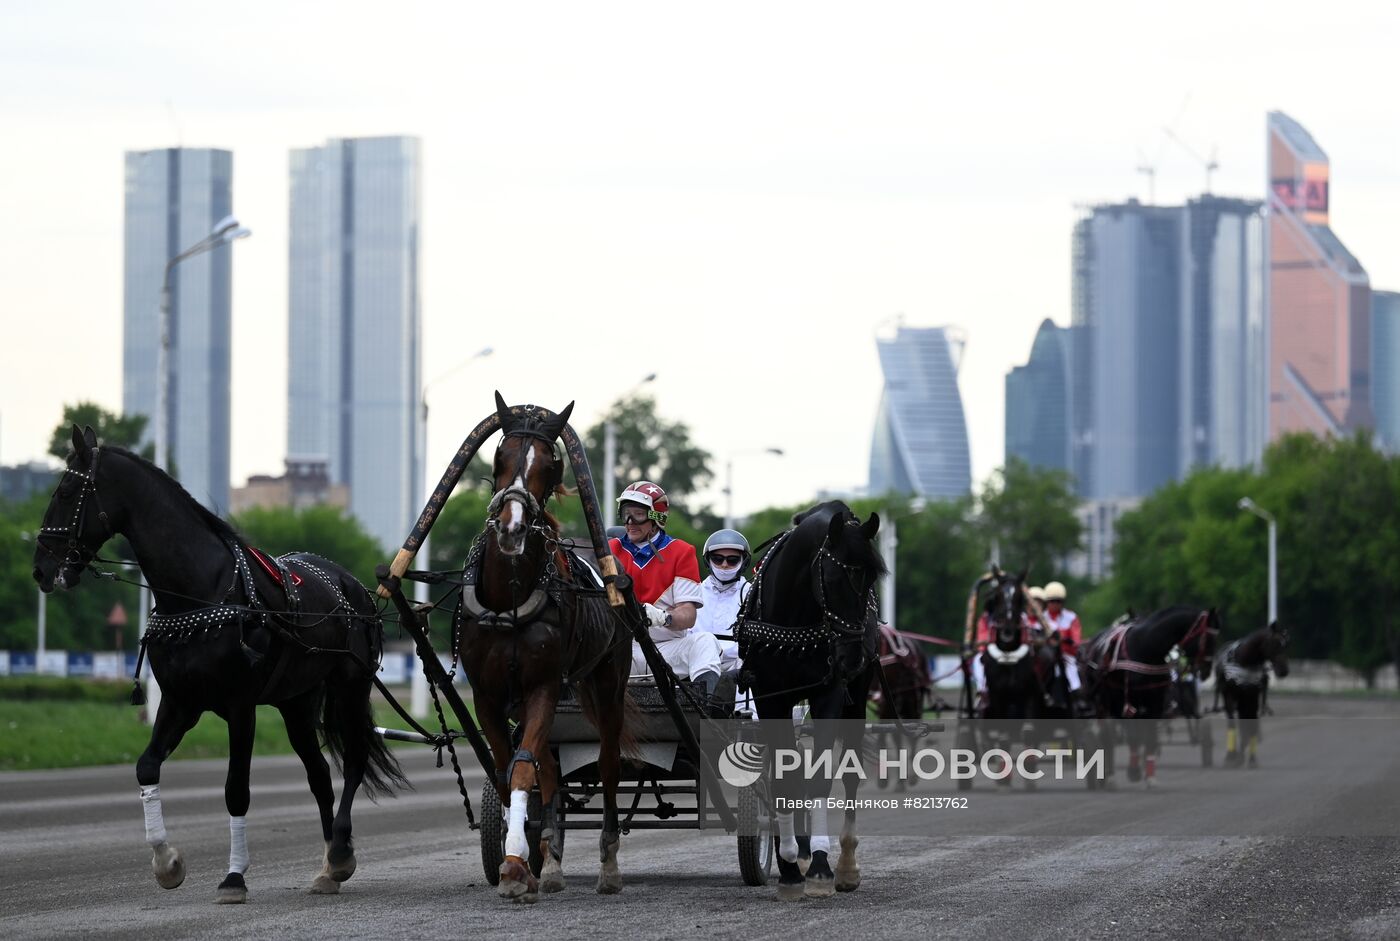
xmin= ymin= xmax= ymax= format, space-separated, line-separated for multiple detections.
xmin=1178 ymin=610 xmax=1219 ymax=675
xmin=810 ymin=533 xmax=879 ymax=640
xmin=37 ymin=448 xmax=115 ymax=576
xmin=484 ymin=429 xmax=563 ymax=538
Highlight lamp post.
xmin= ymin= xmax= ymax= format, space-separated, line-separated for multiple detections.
xmin=148 ymin=214 xmax=250 ymax=721
xmin=1238 ymin=497 xmax=1278 ymax=623
xmin=19 ymin=533 xmax=46 ymax=674
xmin=880 ymin=497 xmax=926 ymax=628
xmin=602 ymin=373 xmax=657 ymax=516
xmin=412 ymin=346 xmax=494 ymax=716
xmin=154 ymin=215 xmax=252 ymax=472
xmin=722 ymin=448 xmax=784 ymax=529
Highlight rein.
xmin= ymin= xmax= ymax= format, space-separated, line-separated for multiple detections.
xmin=35 ymin=449 xmax=115 ymax=574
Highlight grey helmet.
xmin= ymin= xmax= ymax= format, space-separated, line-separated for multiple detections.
xmin=703 ymin=529 xmax=751 ymax=570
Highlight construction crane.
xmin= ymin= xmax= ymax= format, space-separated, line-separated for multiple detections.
xmin=1163 ymin=127 xmax=1220 ymax=194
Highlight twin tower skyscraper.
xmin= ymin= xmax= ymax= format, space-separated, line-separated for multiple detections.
xmin=121 ymin=137 xmax=422 ymax=552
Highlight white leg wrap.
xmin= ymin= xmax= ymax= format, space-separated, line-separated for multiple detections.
xmin=776 ymin=811 xmax=799 ymax=862
xmin=809 ymin=803 xmax=830 ymax=854
xmin=141 ymin=785 xmax=167 ymax=847
xmin=228 ymin=815 xmax=249 ymax=874
xmin=1066 ymin=657 xmax=1081 ymax=693
xmin=505 ymin=790 xmax=529 ymax=859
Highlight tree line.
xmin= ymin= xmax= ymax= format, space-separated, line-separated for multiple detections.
xmin=5 ymin=402 xmax=1397 ymax=684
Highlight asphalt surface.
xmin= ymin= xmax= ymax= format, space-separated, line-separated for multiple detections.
xmin=3 ymin=694 xmax=1400 ymax=940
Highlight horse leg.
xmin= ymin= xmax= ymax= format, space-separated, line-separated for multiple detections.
xmin=499 ymin=693 xmax=553 ymax=902
xmin=1240 ymin=688 xmax=1261 ymax=768
xmin=802 ymin=698 xmax=839 ymax=898
xmin=215 ymin=704 xmax=256 ymax=903
xmin=135 ymin=698 xmax=201 ymax=890
xmin=758 ymin=695 xmax=805 ymax=900
xmin=834 ymin=702 xmax=865 ymax=893
xmin=278 ymin=691 xmax=340 ymax=894
xmin=1224 ymin=688 xmax=1242 ymax=767
xmin=535 ymin=745 xmax=566 ymax=894
xmin=1143 ymin=716 xmax=1159 ymax=789
xmin=594 ymin=683 xmax=625 ymax=896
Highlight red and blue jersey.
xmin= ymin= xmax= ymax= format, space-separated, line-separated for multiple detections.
xmin=609 ymin=532 xmax=703 ymax=610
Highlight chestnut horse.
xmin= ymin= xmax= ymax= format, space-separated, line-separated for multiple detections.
xmin=461 ymin=395 xmax=634 ymax=901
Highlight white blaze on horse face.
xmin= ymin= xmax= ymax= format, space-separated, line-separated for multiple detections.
xmin=498 ymin=447 xmax=538 ymax=556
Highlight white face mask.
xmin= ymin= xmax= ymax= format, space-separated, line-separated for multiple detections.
xmin=712 ymin=564 xmax=743 ymax=583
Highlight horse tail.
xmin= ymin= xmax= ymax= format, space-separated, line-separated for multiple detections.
xmin=321 ymin=674 xmax=411 ymax=800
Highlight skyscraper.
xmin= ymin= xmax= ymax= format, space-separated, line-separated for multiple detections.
xmin=869 ymin=325 xmax=971 ymax=499
xmin=1266 ymin=111 xmax=1372 ymax=439
xmin=1005 ymin=318 xmax=1070 ymax=473
xmin=1179 ymin=195 xmax=1267 ymax=472
xmin=122 ymin=147 xmax=234 ymax=511
xmin=287 ymin=136 xmax=422 ymax=551
xmin=1071 ymin=200 xmax=1182 ymax=499
xmin=1373 ymin=291 xmax=1400 ymax=453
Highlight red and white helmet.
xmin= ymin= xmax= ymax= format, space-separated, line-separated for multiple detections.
xmin=618 ymin=480 xmax=669 ymax=527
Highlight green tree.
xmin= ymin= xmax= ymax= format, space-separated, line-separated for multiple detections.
xmin=977 ymin=458 xmax=1082 ymax=584
xmin=891 ymin=495 xmax=985 ymax=643
xmin=48 ymin=403 xmax=151 ymax=461
xmin=582 ymin=394 xmax=715 ymax=526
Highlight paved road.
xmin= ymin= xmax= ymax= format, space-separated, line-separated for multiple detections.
xmin=3 ymin=695 xmax=1400 ymax=940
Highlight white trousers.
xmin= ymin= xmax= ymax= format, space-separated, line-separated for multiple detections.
xmin=631 ymin=629 xmax=723 ymax=682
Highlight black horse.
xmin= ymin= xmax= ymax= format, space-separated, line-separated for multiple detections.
xmin=31 ymin=426 xmax=405 ymax=903
xmin=737 ymin=501 xmax=884 ymax=900
xmin=1214 ymin=621 xmax=1290 ymax=768
xmin=1079 ymin=606 xmax=1220 ymax=788
xmin=975 ymin=568 xmax=1050 ymax=788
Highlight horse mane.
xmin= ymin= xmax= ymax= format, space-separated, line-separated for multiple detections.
xmin=1134 ymin=604 xmax=1200 ymax=632
xmin=103 ymin=445 xmax=242 ymax=544
xmin=792 ymin=500 xmax=887 ymax=578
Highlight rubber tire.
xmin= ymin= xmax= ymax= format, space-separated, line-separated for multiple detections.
xmin=480 ymin=783 xmax=545 ymax=886
xmin=737 ymin=784 xmax=773 ymax=886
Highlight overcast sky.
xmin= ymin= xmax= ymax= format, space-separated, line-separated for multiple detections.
xmin=1 ymin=1 xmax=1396 ymax=521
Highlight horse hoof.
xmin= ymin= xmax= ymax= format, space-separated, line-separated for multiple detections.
xmin=539 ymin=870 xmax=566 ymax=894
xmin=498 ymin=857 xmax=538 ymax=900
xmin=595 ymin=870 xmax=623 ymax=895
xmin=1145 ymin=776 xmax=1156 ymax=790
xmin=309 ymin=875 xmax=340 ymax=895
xmin=215 ymin=872 xmax=247 ymax=905
xmin=1247 ymin=755 xmax=1258 ymax=769
xmin=835 ymin=872 xmax=861 ymax=892
xmin=804 ymin=875 xmax=836 ymax=898
xmin=1126 ymin=765 xmax=1142 ymax=783
xmin=151 ymin=842 xmax=185 ymax=890
xmin=328 ymin=854 xmax=356 ymax=883
xmin=776 ymin=879 xmax=806 ymax=901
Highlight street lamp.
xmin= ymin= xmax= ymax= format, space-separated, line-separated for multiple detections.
xmin=1238 ymin=497 xmax=1278 ymax=623
xmin=880 ymin=496 xmax=926 ymax=628
xmin=154 ymin=215 xmax=252 ymax=472
xmin=149 ymin=214 xmax=250 ymax=720
xmin=412 ymin=345 xmax=494 ymax=717
xmin=602 ymin=373 xmax=657 ymax=516
xmin=19 ymin=533 xmax=46 ymax=674
xmin=723 ymin=447 xmax=784 ymax=529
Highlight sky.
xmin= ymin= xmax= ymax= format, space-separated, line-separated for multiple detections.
xmin=1 ymin=1 xmax=1397 ymax=521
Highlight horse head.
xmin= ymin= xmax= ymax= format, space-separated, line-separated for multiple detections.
xmin=33 ymin=424 xmax=116 ymax=592
xmin=1184 ymin=607 xmax=1222 ymax=675
xmin=1263 ymin=619 xmax=1290 ymax=678
xmin=487 ymin=392 xmax=573 ymax=557
xmin=983 ymin=567 xmax=1028 ymax=650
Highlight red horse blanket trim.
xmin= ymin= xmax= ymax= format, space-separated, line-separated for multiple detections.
xmin=246 ymin=546 xmax=304 ymax=587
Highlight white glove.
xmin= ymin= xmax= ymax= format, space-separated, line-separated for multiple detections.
xmin=643 ymin=603 xmax=671 ymax=629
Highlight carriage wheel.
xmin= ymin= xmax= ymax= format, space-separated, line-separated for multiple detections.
xmin=737 ymin=784 xmax=773 ymax=886
xmin=480 ymin=783 xmax=504 ymax=885
xmin=1199 ymin=717 xmax=1214 ymax=768
xmin=479 ymin=783 xmax=545 ymax=886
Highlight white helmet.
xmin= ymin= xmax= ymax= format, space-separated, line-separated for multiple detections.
xmin=1043 ymin=581 xmax=1067 ymax=602
xmin=703 ymin=529 xmax=750 ymax=557
xmin=1028 ymin=585 xmax=1046 ymax=603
